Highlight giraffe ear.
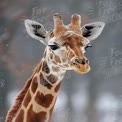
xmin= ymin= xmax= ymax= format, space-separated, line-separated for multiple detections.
xmin=81 ymin=22 xmax=105 ymax=41
xmin=24 ymin=19 xmax=48 ymax=45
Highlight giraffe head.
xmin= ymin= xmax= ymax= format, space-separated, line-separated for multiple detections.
xmin=25 ymin=13 xmax=105 ymax=74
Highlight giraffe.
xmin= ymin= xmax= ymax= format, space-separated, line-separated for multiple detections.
xmin=5 ymin=13 xmax=105 ymax=122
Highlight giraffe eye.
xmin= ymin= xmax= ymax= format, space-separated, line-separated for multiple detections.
xmin=85 ymin=44 xmax=92 ymax=51
xmin=48 ymin=44 xmax=60 ymax=50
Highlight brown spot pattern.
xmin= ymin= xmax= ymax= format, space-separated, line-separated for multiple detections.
xmin=42 ymin=61 xmax=50 ymax=74
xmin=5 ymin=78 xmax=32 ymax=122
xmin=31 ymin=77 xmax=38 ymax=93
xmin=49 ymin=107 xmax=54 ymax=119
xmin=27 ymin=105 xmax=47 ymax=122
xmin=15 ymin=109 xmax=24 ymax=122
xmin=52 ymin=66 xmax=59 ymax=72
xmin=68 ymin=50 xmax=75 ymax=59
xmin=54 ymin=55 xmax=61 ymax=63
xmin=46 ymin=74 xmax=58 ymax=84
xmin=50 ymin=53 xmax=53 ymax=59
xmin=40 ymin=73 xmax=52 ymax=89
xmin=35 ymin=91 xmax=53 ymax=108
xmin=23 ymin=90 xmax=31 ymax=108
xmin=63 ymin=64 xmax=69 ymax=68
xmin=55 ymin=82 xmax=62 ymax=92
xmin=52 ymin=61 xmax=57 ymax=65
xmin=49 ymin=98 xmax=57 ymax=117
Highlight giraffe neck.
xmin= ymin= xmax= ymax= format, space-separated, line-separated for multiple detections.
xmin=11 ymin=54 xmax=66 ymax=122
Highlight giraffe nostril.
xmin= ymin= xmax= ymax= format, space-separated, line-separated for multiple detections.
xmin=75 ymin=59 xmax=81 ymax=64
xmin=74 ymin=58 xmax=86 ymax=65
xmin=81 ymin=59 xmax=86 ymax=65
xmin=72 ymin=58 xmax=89 ymax=66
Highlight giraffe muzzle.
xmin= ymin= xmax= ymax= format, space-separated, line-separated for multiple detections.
xmin=71 ymin=57 xmax=90 ymax=74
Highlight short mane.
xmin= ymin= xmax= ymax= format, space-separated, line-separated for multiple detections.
xmin=5 ymin=62 xmax=41 ymax=122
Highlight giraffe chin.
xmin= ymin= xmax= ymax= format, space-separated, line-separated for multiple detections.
xmin=72 ymin=64 xmax=91 ymax=74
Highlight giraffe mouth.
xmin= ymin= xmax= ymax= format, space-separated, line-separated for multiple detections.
xmin=72 ymin=64 xmax=91 ymax=74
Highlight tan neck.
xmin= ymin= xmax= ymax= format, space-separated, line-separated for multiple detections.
xmin=6 ymin=57 xmax=66 ymax=122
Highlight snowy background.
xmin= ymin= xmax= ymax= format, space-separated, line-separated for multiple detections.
xmin=0 ymin=0 xmax=122 ymax=122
